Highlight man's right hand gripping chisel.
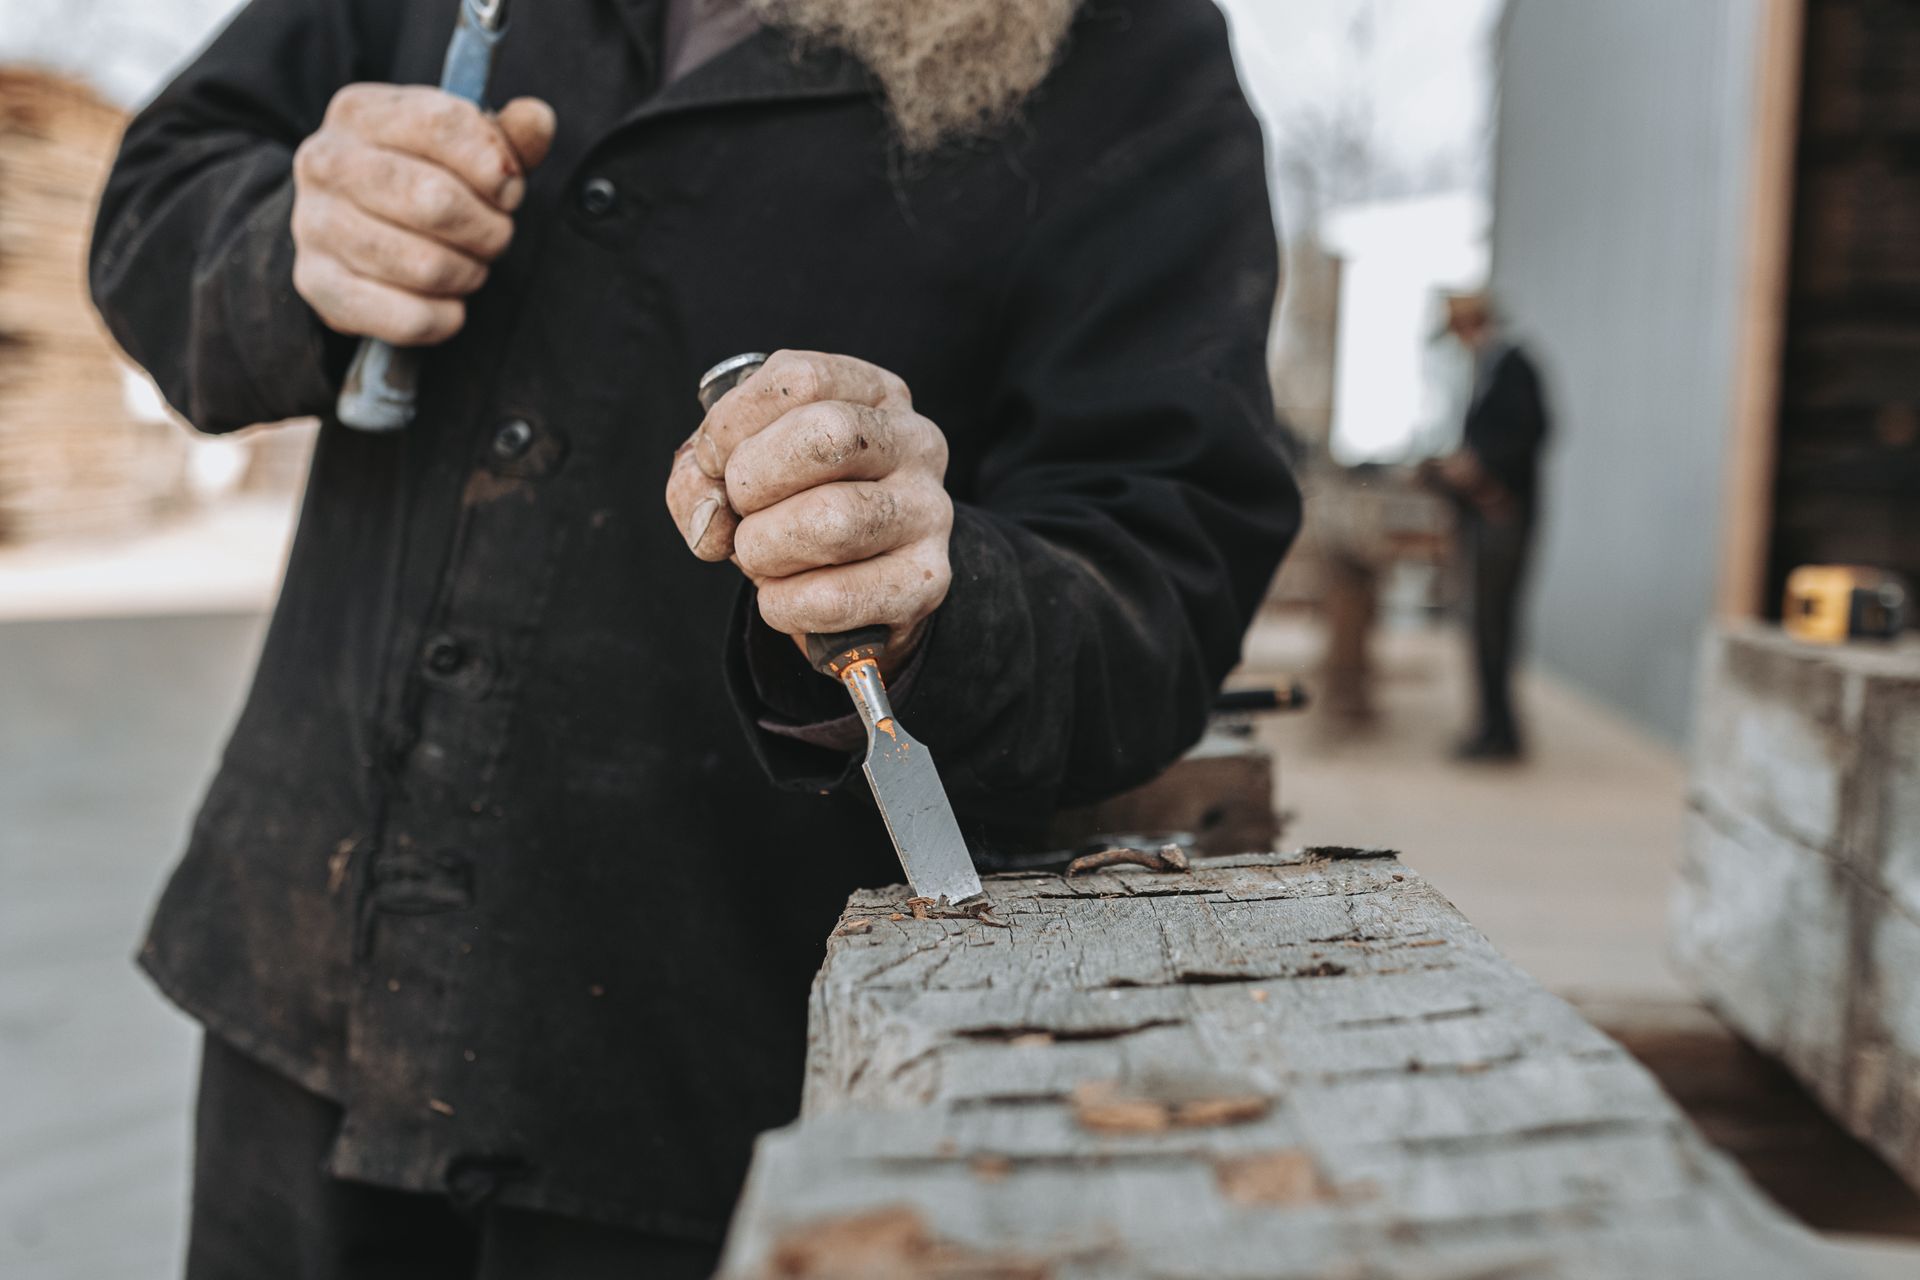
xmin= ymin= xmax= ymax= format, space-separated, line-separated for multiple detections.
xmin=697 ymin=354 xmax=984 ymax=908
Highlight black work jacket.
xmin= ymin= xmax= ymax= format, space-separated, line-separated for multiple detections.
xmin=91 ymin=0 xmax=1299 ymax=1239
xmin=1464 ymin=344 xmax=1550 ymax=504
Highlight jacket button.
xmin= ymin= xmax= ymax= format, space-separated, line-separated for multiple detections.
xmin=578 ymin=176 xmax=618 ymax=217
xmin=422 ymin=634 xmax=467 ymax=676
xmin=490 ymin=419 xmax=535 ymax=461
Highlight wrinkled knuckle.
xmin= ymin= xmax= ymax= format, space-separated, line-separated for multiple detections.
xmin=862 ymin=486 xmax=904 ymax=543
xmin=409 ymin=175 xmax=461 ymax=230
xmin=815 ymin=497 xmax=863 ymax=557
xmin=801 ymin=403 xmax=858 ymax=466
xmin=288 ymin=193 xmax=322 ymax=248
xmin=400 ymin=300 xmax=462 ymax=347
xmin=325 ymin=84 xmax=374 ymax=128
xmin=294 ymin=135 xmax=341 ymax=189
xmin=423 ymin=93 xmax=475 ymax=141
xmin=928 ymin=488 xmax=955 ymax=536
xmin=732 ymin=527 xmax=773 ymax=579
xmin=475 ymin=215 xmax=514 ymax=261
xmin=402 ymin=243 xmax=451 ymax=291
xmin=821 ymin=579 xmax=865 ymax=629
xmin=290 ymin=254 xmax=331 ymax=307
xmin=920 ymin=417 xmax=950 ymax=474
xmin=756 ymin=586 xmax=797 ymax=634
xmin=767 ymin=350 xmax=822 ymax=403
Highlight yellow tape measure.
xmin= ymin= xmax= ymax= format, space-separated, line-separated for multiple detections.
xmin=1783 ymin=566 xmax=1909 ymax=644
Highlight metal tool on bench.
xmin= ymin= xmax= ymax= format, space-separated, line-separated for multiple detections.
xmin=336 ymin=0 xmax=511 ymax=432
xmin=697 ymin=354 xmax=985 ymax=907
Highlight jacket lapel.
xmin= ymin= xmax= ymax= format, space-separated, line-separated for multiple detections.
xmin=605 ymin=0 xmax=873 ymax=129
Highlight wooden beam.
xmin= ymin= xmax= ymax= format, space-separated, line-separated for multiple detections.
xmin=1716 ymin=0 xmax=1806 ymax=620
xmin=1675 ymin=623 xmax=1920 ymax=1195
xmin=721 ymin=852 xmax=1846 ymax=1278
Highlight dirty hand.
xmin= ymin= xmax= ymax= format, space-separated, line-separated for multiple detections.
xmin=292 ymin=85 xmax=557 ymax=346
xmin=666 ymin=351 xmax=954 ymax=674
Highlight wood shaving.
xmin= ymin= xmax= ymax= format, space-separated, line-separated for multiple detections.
xmin=1065 ymin=843 xmax=1192 ymax=877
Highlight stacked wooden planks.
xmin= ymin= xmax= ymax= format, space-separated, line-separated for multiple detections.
xmin=721 ymin=850 xmax=1847 ymax=1279
xmin=0 ymin=68 xmax=190 ymax=543
xmin=1676 ymin=623 xmax=1920 ymax=1193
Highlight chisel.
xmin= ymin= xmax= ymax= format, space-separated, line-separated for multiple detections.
xmin=698 ymin=354 xmax=984 ymax=907
xmin=336 ymin=0 xmax=511 ymax=432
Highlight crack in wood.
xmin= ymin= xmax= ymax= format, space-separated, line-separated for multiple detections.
xmin=953 ymin=1017 xmax=1187 ymax=1044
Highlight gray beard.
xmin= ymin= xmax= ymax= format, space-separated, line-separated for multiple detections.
xmin=748 ymin=0 xmax=1083 ymax=152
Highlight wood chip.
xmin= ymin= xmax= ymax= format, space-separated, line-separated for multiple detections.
xmin=1070 ymin=1082 xmax=1171 ymax=1134
xmin=1215 ymin=1150 xmax=1329 ymax=1207
xmin=766 ymin=1206 xmax=1050 ymax=1280
xmin=833 ymin=918 xmax=875 ymax=937
xmin=1065 ymin=843 xmax=1192 ymax=877
xmin=1070 ymin=1081 xmax=1270 ymax=1134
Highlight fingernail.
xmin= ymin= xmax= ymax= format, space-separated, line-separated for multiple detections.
xmin=499 ymin=175 xmax=526 ymax=212
xmin=693 ymin=429 xmax=723 ymax=479
xmin=686 ymin=497 xmax=720 ymax=552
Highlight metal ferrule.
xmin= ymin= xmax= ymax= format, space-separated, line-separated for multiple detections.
xmin=840 ymin=660 xmax=895 ymax=737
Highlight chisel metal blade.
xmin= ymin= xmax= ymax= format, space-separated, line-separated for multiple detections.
xmin=842 ymin=660 xmax=983 ymax=906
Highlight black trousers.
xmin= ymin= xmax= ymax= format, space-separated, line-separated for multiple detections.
xmin=185 ymin=1035 xmax=721 ymax=1280
xmin=1461 ymin=504 xmax=1536 ymax=745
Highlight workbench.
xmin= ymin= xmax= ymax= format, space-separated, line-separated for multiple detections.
xmin=718 ymin=850 xmax=1845 ymax=1279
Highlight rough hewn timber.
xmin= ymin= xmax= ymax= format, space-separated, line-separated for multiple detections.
xmin=720 ymin=851 xmax=1845 ymax=1279
xmin=1675 ymin=623 xmax=1920 ymax=1192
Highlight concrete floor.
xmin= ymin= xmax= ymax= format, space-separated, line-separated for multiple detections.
xmin=2 ymin=607 xmax=1912 ymax=1277
xmin=1239 ymin=616 xmax=1693 ymax=1002
xmin=0 ymin=614 xmax=261 ymax=1280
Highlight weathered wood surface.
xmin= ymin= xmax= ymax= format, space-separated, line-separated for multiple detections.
xmin=720 ymin=851 xmax=1846 ymax=1279
xmin=1675 ymin=624 xmax=1920 ymax=1191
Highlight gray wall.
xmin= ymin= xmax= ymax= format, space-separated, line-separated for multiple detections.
xmin=1490 ymin=0 xmax=1764 ymax=743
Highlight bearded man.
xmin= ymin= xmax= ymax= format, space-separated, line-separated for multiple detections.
xmin=91 ymin=0 xmax=1299 ymax=1274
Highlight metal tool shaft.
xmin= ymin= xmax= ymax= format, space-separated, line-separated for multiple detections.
xmin=840 ymin=659 xmax=983 ymax=906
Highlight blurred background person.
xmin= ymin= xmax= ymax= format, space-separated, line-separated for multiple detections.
xmin=1421 ymin=292 xmax=1549 ymax=761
